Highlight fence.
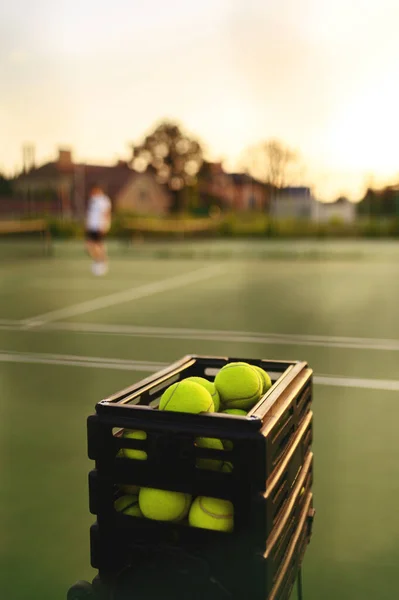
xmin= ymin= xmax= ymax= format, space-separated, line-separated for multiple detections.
xmin=0 ymin=197 xmax=62 ymax=219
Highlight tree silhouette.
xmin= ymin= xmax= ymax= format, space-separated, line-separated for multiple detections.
xmin=0 ymin=173 xmax=12 ymax=197
xmin=244 ymin=139 xmax=300 ymax=189
xmin=358 ymin=186 xmax=399 ymax=218
xmin=131 ymin=122 xmax=203 ymax=212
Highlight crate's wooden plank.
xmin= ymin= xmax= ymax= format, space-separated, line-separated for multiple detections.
xmin=268 ymin=492 xmax=314 ymax=600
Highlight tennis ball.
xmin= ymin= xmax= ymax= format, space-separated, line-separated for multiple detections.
xmin=139 ymin=488 xmax=192 ymax=522
xmin=253 ymin=366 xmax=272 ymax=395
xmin=222 ymin=409 xmax=247 ymax=416
xmin=215 ymin=362 xmax=262 ymax=410
xmin=114 ymin=495 xmax=143 ymax=518
xmin=195 ymin=437 xmax=224 ymax=471
xmin=122 ymin=430 xmax=147 ymax=460
xmin=189 ymin=497 xmax=234 ymax=532
xmin=221 ymin=461 xmax=233 ymax=473
xmin=159 ymin=380 xmax=214 ymax=414
xmin=185 ymin=377 xmax=220 ymax=411
xmin=222 ymin=409 xmax=247 ymax=451
xmin=223 ymin=438 xmax=235 ymax=451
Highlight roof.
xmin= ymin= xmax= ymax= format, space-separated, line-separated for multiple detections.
xmin=17 ymin=162 xmax=62 ymax=180
xmin=280 ymin=186 xmax=311 ymax=196
xmin=229 ymin=173 xmax=265 ymax=186
xmin=15 ymin=160 xmax=133 ymax=199
xmin=83 ymin=164 xmax=132 ymax=198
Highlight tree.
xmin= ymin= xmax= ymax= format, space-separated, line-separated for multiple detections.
xmin=0 ymin=173 xmax=12 ymax=197
xmin=131 ymin=122 xmax=204 ymax=212
xmin=244 ymin=139 xmax=300 ymax=189
xmin=357 ymin=188 xmax=377 ymax=217
xmin=358 ymin=186 xmax=399 ymax=218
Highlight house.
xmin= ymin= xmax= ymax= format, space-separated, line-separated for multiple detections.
xmin=270 ymin=187 xmax=314 ymax=219
xmin=312 ymin=197 xmax=356 ymax=223
xmin=228 ymin=173 xmax=271 ymax=211
xmin=199 ymin=162 xmax=231 ymax=207
xmin=13 ymin=149 xmax=272 ymax=218
xmin=13 ymin=147 xmax=175 ymax=218
xmin=270 ymin=189 xmax=357 ymax=223
xmin=13 ymin=149 xmax=133 ymax=218
xmin=116 ymin=171 xmax=171 ymax=215
xmin=199 ymin=162 xmax=270 ymax=211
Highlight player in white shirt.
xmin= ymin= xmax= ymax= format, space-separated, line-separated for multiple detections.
xmin=85 ymin=185 xmax=112 ymax=275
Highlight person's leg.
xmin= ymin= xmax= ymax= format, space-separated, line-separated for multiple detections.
xmin=86 ymin=232 xmax=102 ymax=274
xmin=98 ymin=238 xmax=109 ymax=274
xmin=86 ymin=232 xmax=105 ymax=260
xmin=86 ymin=239 xmax=98 ymax=260
xmin=95 ymin=240 xmax=107 ymax=263
xmin=87 ymin=232 xmax=108 ymax=275
xmin=88 ymin=242 xmax=104 ymax=262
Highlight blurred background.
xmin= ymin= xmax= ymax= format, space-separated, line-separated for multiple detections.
xmin=2 ymin=0 xmax=399 ymax=228
xmin=1 ymin=2 xmax=399 ymax=600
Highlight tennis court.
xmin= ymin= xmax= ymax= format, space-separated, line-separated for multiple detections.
xmin=1 ymin=239 xmax=399 ymax=600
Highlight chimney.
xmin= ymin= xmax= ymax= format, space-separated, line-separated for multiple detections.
xmin=58 ymin=148 xmax=73 ymax=170
xmin=22 ymin=144 xmax=35 ymax=173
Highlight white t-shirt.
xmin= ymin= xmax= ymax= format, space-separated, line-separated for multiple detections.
xmin=86 ymin=193 xmax=111 ymax=232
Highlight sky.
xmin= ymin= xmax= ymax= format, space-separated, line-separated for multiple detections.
xmin=1 ymin=0 xmax=399 ymax=200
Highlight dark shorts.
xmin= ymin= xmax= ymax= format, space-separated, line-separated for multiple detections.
xmin=86 ymin=229 xmax=104 ymax=242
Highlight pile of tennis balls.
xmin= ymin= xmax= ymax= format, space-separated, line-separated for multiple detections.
xmin=115 ymin=362 xmax=272 ymax=533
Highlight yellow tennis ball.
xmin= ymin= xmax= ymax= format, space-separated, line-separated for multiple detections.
xmin=159 ymin=380 xmax=214 ymax=414
xmin=220 ymin=410 xmax=247 ymax=451
xmin=185 ymin=377 xmax=220 ymax=411
xmin=222 ymin=409 xmax=247 ymax=416
xmin=195 ymin=437 xmax=224 ymax=471
xmin=221 ymin=461 xmax=233 ymax=473
xmin=114 ymin=495 xmax=143 ymax=518
xmin=122 ymin=430 xmax=147 ymax=460
xmin=215 ymin=362 xmax=262 ymax=410
xmin=139 ymin=488 xmax=192 ymax=522
xmin=253 ymin=366 xmax=272 ymax=395
xmin=189 ymin=497 xmax=234 ymax=532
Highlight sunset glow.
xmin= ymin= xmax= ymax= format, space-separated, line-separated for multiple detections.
xmin=2 ymin=0 xmax=399 ymax=200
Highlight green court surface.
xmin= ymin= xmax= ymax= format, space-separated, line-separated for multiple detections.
xmin=1 ymin=239 xmax=399 ymax=600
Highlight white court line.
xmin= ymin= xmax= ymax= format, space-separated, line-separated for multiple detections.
xmin=0 ymin=319 xmax=24 ymax=325
xmin=0 ymin=350 xmax=399 ymax=391
xmin=313 ymin=374 xmax=399 ymax=391
xmin=21 ymin=265 xmax=226 ymax=326
xmin=44 ymin=323 xmax=399 ymax=351
xmin=0 ymin=351 xmax=166 ymax=372
xmin=5 ymin=320 xmax=399 ymax=352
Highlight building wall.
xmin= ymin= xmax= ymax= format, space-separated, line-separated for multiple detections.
xmin=200 ymin=173 xmax=269 ymax=211
xmin=199 ymin=166 xmax=234 ymax=209
xmin=13 ymin=175 xmax=72 ymax=216
xmin=233 ymin=182 xmax=269 ymax=211
xmin=0 ymin=196 xmax=60 ymax=217
xmin=116 ymin=174 xmax=171 ymax=215
xmin=271 ymin=188 xmax=313 ymax=219
xmin=312 ymin=199 xmax=356 ymax=223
